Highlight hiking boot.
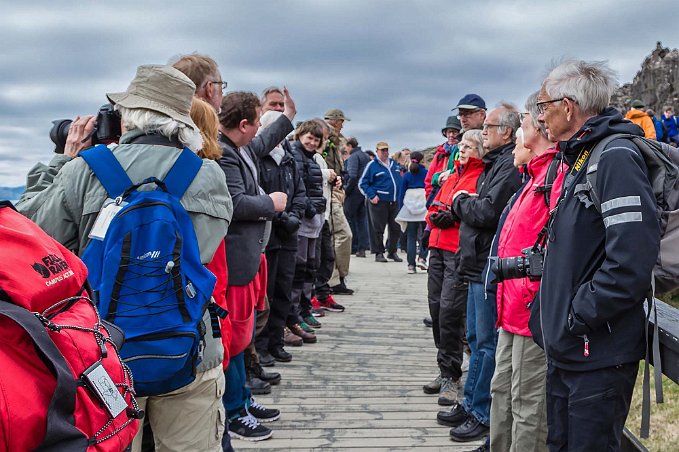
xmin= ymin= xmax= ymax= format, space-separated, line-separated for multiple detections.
xmin=248 ymin=397 xmax=280 ymax=423
xmin=245 ymin=372 xmax=271 ymax=395
xmin=250 ymin=362 xmax=281 ymax=385
xmin=375 ymin=253 xmax=388 ymax=263
xmin=289 ymin=324 xmax=317 ymax=343
xmin=423 ymin=375 xmax=442 ymax=394
xmin=299 ymin=321 xmax=315 ymax=333
xmin=310 ymin=296 xmax=326 ymax=317
xmin=438 ymin=377 xmax=458 ymax=406
xmin=423 ymin=317 xmax=433 ymax=327
xmin=387 ymin=252 xmax=403 ymax=262
xmin=270 ymin=346 xmax=292 ymax=362
xmin=449 ymin=415 xmax=489 ymax=442
xmin=331 ymin=281 xmax=354 ymax=295
xmin=407 ymin=265 xmax=416 ymax=274
xmin=318 ymin=294 xmax=345 ymax=312
xmin=228 ymin=409 xmax=272 ymax=441
xmin=437 ymin=402 xmax=469 ymax=427
xmin=283 ymin=328 xmax=303 ymax=347
xmin=258 ymin=352 xmax=276 ymax=367
xmin=355 ymin=250 xmax=366 ymax=257
xmin=303 ymin=315 xmax=322 ymax=329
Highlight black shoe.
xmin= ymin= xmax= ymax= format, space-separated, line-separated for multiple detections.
xmin=466 ymin=443 xmax=489 ymax=452
xmin=248 ymin=397 xmax=280 ymax=423
xmin=228 ymin=409 xmax=272 ymax=441
xmin=250 ymin=362 xmax=281 ymax=385
xmin=423 ymin=317 xmax=433 ymax=327
xmin=355 ymin=250 xmax=366 ymax=257
xmin=245 ymin=373 xmax=271 ymax=395
xmin=375 ymin=253 xmax=388 ymax=263
xmin=270 ymin=346 xmax=292 ymax=362
xmin=331 ymin=283 xmax=354 ymax=295
xmin=437 ymin=402 xmax=469 ymax=427
xmin=387 ymin=253 xmax=403 ymax=262
xmin=258 ymin=352 xmax=276 ymax=367
xmin=449 ymin=415 xmax=489 ymax=442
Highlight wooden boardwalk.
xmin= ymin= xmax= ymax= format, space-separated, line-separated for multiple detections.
xmin=237 ymin=253 xmax=482 ymax=451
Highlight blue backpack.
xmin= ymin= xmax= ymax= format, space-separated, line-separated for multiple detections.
xmin=80 ymin=144 xmax=216 ymax=397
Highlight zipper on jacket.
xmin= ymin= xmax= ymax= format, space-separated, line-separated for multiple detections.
xmin=583 ymin=334 xmax=590 ymax=357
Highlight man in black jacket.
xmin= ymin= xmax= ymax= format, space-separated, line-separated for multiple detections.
xmin=530 ymin=60 xmax=659 ymax=451
xmin=343 ymin=137 xmax=371 ymax=257
xmin=438 ymin=105 xmax=521 ymax=444
xmin=218 ymin=89 xmax=296 ymax=441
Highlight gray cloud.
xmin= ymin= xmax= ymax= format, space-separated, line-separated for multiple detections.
xmin=1 ymin=0 xmax=678 ymax=186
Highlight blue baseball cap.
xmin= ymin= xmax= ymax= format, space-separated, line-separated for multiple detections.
xmin=452 ymin=94 xmax=486 ymax=111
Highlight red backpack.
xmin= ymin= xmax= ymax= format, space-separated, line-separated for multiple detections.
xmin=0 ymin=202 xmax=141 ymax=451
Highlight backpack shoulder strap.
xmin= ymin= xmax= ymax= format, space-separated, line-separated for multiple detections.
xmin=535 ymin=154 xmax=561 ymax=209
xmin=162 ymin=147 xmax=203 ymax=199
xmin=0 ymin=300 xmax=88 ymax=449
xmin=80 ymin=144 xmax=134 ymax=199
xmin=582 ymin=133 xmax=631 ymax=213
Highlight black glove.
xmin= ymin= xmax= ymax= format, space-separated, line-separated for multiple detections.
xmin=281 ymin=214 xmax=300 ymax=235
xmin=421 ymin=229 xmax=430 ymax=249
xmin=430 ymin=210 xmax=456 ymax=229
xmin=304 ymin=200 xmax=317 ymax=219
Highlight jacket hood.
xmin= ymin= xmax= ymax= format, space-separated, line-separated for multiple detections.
xmin=526 ymin=148 xmax=558 ymax=179
xmin=461 ymin=156 xmax=485 ymax=173
xmin=558 ymin=107 xmax=643 ymax=161
xmin=625 ymin=109 xmax=649 ymax=120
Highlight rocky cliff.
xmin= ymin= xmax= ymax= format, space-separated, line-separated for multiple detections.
xmin=611 ymin=41 xmax=679 ymax=113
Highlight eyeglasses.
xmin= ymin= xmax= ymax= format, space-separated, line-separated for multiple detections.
xmin=519 ymin=112 xmax=529 ymax=121
xmin=482 ymin=123 xmax=502 ymax=131
xmin=535 ymin=98 xmax=567 ymax=115
xmin=208 ymin=80 xmax=228 ymax=91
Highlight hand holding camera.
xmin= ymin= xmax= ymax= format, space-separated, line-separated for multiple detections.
xmin=64 ymin=116 xmax=97 ymax=158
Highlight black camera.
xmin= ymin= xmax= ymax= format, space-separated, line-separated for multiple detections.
xmin=492 ymin=246 xmax=545 ymax=282
xmin=49 ymin=104 xmax=122 ymax=153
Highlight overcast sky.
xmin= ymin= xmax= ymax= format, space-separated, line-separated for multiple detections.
xmin=1 ymin=0 xmax=678 ymax=187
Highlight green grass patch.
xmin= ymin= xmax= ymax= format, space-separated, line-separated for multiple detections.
xmin=626 ymin=363 xmax=679 ymax=451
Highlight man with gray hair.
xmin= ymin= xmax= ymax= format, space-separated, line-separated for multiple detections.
xmin=437 ymin=104 xmax=521 ymax=445
xmin=18 ymin=64 xmax=233 ymax=451
xmin=530 ymin=60 xmax=659 ymax=451
xmin=172 ymin=53 xmax=226 ymax=111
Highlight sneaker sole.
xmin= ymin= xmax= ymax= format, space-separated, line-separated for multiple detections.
xmin=229 ymin=429 xmax=273 ymax=441
xmin=249 ymin=386 xmax=271 ymax=395
xmin=261 ymin=376 xmax=281 ymax=385
xmin=423 ymin=386 xmax=440 ymax=394
xmin=321 ymin=307 xmax=344 ymax=312
xmin=254 ymin=413 xmax=281 ymax=423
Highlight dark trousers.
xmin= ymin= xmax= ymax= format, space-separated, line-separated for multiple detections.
xmin=366 ymin=198 xmax=379 ymax=253
xmin=345 ymin=194 xmax=370 ymax=253
xmin=289 ymin=235 xmax=318 ymax=324
xmin=545 ymin=361 xmax=637 ymax=452
xmin=427 ymin=248 xmax=467 ymax=379
xmin=256 ymin=247 xmax=296 ymax=353
xmin=314 ymin=221 xmax=335 ymax=301
xmin=405 ymin=221 xmax=428 ymax=266
xmin=368 ymin=200 xmax=401 ymax=255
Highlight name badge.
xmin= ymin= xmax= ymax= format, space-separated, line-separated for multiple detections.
xmin=89 ymin=198 xmax=127 ymax=240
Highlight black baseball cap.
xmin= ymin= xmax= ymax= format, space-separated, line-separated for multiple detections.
xmin=452 ymin=94 xmax=486 ymax=111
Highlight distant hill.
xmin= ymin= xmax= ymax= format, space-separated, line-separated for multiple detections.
xmin=0 ymin=186 xmax=25 ymax=201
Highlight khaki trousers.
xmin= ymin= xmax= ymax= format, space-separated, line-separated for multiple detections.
xmin=329 ymin=198 xmax=352 ymax=286
xmin=489 ymin=328 xmax=548 ymax=452
xmin=131 ymin=365 xmax=225 ymax=452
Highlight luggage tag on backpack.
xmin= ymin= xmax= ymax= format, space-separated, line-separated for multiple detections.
xmin=89 ymin=198 xmax=128 ymax=240
xmin=82 ymin=362 xmax=128 ymax=418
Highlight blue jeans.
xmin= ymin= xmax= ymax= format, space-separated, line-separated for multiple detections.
xmin=222 ymin=352 xmax=251 ymax=420
xmin=463 ymin=281 xmax=498 ymax=426
xmin=405 ymin=221 xmax=427 ymax=266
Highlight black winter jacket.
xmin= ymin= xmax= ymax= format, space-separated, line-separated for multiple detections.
xmin=453 ymin=142 xmax=521 ymax=281
xmin=344 ymin=146 xmax=371 ymax=200
xmin=290 ymin=141 xmax=326 ymax=218
xmin=218 ymin=115 xmax=293 ymax=285
xmin=259 ymin=149 xmax=307 ymax=250
xmin=529 ymin=108 xmax=660 ymax=370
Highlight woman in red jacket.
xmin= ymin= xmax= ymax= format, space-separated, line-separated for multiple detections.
xmin=488 ymin=93 xmax=567 ymax=452
xmin=424 ymin=130 xmax=485 ymax=406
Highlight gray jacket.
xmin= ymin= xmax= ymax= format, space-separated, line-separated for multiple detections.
xmin=17 ymin=130 xmax=233 ymax=373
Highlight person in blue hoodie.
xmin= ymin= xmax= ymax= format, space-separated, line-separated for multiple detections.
xmin=661 ymin=105 xmax=679 ymax=145
xmin=359 ymin=141 xmax=402 ymax=262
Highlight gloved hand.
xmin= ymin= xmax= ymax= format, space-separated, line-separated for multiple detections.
xmin=304 ymin=200 xmax=317 ymax=219
xmin=281 ymin=214 xmax=300 ymax=235
xmin=421 ymin=229 xmax=430 ymax=249
xmin=430 ymin=210 xmax=456 ymax=229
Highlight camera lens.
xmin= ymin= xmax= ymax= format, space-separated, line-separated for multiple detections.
xmin=49 ymin=119 xmax=72 ymax=154
xmin=494 ymin=256 xmax=529 ymax=282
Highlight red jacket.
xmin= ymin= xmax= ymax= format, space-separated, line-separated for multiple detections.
xmin=424 ymin=144 xmax=451 ymax=199
xmin=205 ymin=241 xmax=233 ymax=369
xmin=426 ymin=157 xmax=485 ymax=252
xmin=496 ymin=149 xmax=567 ymax=336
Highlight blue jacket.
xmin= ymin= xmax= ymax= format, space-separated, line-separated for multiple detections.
xmin=359 ymin=158 xmax=402 ymax=202
xmin=344 ymin=146 xmax=371 ymax=199
xmin=652 ymin=116 xmax=665 ymax=142
xmin=662 ymin=114 xmax=679 ymax=138
xmin=399 ymin=164 xmax=426 ymax=207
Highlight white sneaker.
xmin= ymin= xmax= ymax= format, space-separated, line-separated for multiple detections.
xmin=417 ymin=257 xmax=428 ymax=271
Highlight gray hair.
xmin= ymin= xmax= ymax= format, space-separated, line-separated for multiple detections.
xmin=542 ymin=60 xmax=618 ymax=116
xmin=462 ymin=129 xmax=485 ymax=157
xmin=117 ymin=106 xmax=203 ymax=152
xmin=260 ymin=86 xmax=283 ymax=104
xmin=524 ymin=91 xmax=548 ymax=139
xmin=497 ymin=102 xmax=521 ymax=142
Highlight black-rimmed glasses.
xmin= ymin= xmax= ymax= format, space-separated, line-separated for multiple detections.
xmin=209 ymin=80 xmax=228 ymax=91
xmin=536 ymin=98 xmax=566 ymax=115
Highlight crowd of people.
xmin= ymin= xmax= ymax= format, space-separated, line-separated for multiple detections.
xmin=9 ymin=54 xmax=666 ymax=452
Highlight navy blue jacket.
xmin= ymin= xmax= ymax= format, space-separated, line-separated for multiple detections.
xmin=399 ymin=164 xmax=426 ymax=207
xmin=359 ymin=157 xmax=402 ymax=202
xmin=529 ymin=108 xmax=660 ymax=371
xmin=344 ymin=146 xmax=370 ymax=199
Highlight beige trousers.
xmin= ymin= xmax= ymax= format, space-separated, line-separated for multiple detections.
xmin=329 ymin=198 xmax=352 ymax=286
xmin=131 ymin=365 xmax=225 ymax=452
xmin=490 ymin=328 xmax=548 ymax=452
